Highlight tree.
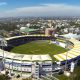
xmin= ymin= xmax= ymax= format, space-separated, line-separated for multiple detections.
xmin=0 ymin=74 xmax=10 ymax=80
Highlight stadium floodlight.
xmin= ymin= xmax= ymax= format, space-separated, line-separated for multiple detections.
xmin=21 ymin=56 xmax=23 ymax=77
xmin=65 ymin=52 xmax=68 ymax=71
xmin=27 ymin=23 xmax=30 ymax=35
xmin=0 ymin=36 xmax=7 ymax=72
xmin=11 ymin=56 xmax=15 ymax=75
xmin=65 ymin=42 xmax=69 ymax=71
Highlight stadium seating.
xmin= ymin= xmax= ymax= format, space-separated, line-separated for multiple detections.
xmin=54 ymin=39 xmax=80 ymax=62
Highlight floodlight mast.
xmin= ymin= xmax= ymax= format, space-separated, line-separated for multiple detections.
xmin=65 ymin=51 xmax=68 ymax=71
xmin=11 ymin=56 xmax=15 ymax=75
xmin=21 ymin=56 xmax=23 ymax=77
xmin=0 ymin=38 xmax=5 ymax=71
xmin=65 ymin=42 xmax=68 ymax=71
xmin=0 ymin=36 xmax=7 ymax=72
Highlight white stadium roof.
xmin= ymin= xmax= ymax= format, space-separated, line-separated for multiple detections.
xmin=41 ymin=55 xmax=52 ymax=61
xmin=61 ymin=33 xmax=80 ymax=39
xmin=22 ymin=55 xmax=32 ymax=61
xmin=0 ymin=48 xmax=51 ymax=61
xmin=32 ymin=55 xmax=41 ymax=61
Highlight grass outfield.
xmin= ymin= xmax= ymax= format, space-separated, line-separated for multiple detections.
xmin=10 ymin=40 xmax=67 ymax=61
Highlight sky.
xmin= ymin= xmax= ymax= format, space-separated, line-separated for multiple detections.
xmin=0 ymin=0 xmax=80 ymax=17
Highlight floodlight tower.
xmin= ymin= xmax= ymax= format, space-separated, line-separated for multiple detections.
xmin=0 ymin=36 xmax=7 ymax=71
xmin=27 ymin=23 xmax=30 ymax=35
xmin=65 ymin=51 xmax=68 ymax=71
xmin=21 ymin=55 xmax=23 ymax=77
xmin=65 ymin=41 xmax=69 ymax=71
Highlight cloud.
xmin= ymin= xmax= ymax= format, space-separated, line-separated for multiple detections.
xmin=1 ymin=3 xmax=80 ymax=17
xmin=0 ymin=2 xmax=7 ymax=6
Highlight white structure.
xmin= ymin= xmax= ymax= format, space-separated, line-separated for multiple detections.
xmin=61 ymin=33 xmax=79 ymax=39
xmin=26 ymin=23 xmax=30 ymax=27
xmin=70 ymin=62 xmax=75 ymax=72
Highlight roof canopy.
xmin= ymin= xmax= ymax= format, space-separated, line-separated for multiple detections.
xmin=0 ymin=49 xmax=52 ymax=61
xmin=61 ymin=33 xmax=80 ymax=39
